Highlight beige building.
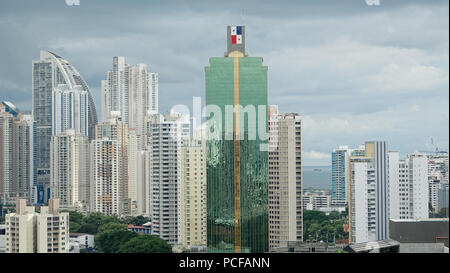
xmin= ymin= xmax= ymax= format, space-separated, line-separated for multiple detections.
xmin=268 ymin=106 xmax=303 ymax=249
xmin=180 ymin=139 xmax=206 ymax=249
xmin=127 ymin=129 xmax=149 ymax=216
xmin=5 ymin=199 xmax=69 ymax=253
xmin=90 ymin=138 xmax=120 ymax=215
xmin=50 ymin=129 xmax=90 ymax=212
xmin=94 ymin=115 xmax=129 ymax=215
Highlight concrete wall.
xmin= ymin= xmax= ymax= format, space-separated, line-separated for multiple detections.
xmin=390 ymin=219 xmax=449 ymax=247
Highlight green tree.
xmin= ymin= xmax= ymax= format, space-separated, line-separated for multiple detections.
xmin=78 ymin=223 xmax=98 ymax=234
xmin=117 ymin=235 xmax=172 ymax=253
xmin=98 ymin=222 xmax=127 ymax=234
xmin=95 ymin=229 xmax=137 ymax=253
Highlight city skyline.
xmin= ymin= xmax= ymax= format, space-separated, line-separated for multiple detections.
xmin=0 ymin=0 xmax=448 ymax=166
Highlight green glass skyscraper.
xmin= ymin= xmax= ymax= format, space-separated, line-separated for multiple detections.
xmin=205 ymin=26 xmax=268 ymax=253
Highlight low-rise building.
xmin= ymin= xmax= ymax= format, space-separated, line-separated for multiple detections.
xmin=128 ymin=222 xmax=152 ymax=235
xmin=5 ymin=199 xmax=69 ymax=253
xmin=69 ymin=233 xmax=94 ymax=253
xmin=303 ymin=191 xmax=332 ymax=211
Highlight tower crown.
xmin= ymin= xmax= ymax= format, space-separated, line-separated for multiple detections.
xmin=226 ymin=25 xmax=246 ymax=57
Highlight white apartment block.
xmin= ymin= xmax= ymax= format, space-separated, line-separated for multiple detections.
xmin=268 ymin=106 xmax=303 ymax=249
xmin=180 ymin=139 xmax=206 ymax=248
xmin=390 ymin=151 xmax=429 ymax=220
xmin=388 ymin=151 xmax=400 ymax=219
xmin=146 ymin=112 xmax=189 ymax=245
xmin=102 ymin=56 xmax=158 ymax=149
xmin=427 ymin=152 xmax=449 ymax=212
xmin=303 ymin=192 xmax=332 ymax=211
xmin=52 ymin=84 xmax=89 ymax=137
xmin=50 ymin=129 xmax=90 ymax=212
xmin=348 ymin=141 xmax=389 ymax=243
xmin=5 ymin=199 xmax=69 ymax=253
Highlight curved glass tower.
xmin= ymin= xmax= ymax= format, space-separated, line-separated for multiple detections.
xmin=32 ymin=51 xmax=98 ymax=201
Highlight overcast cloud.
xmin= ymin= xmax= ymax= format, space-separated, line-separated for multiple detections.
xmin=0 ymin=0 xmax=448 ymax=165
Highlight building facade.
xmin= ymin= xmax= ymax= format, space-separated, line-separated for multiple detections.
xmin=180 ymin=139 xmax=207 ymax=248
xmin=50 ymin=129 xmax=90 ymax=212
xmin=90 ymin=138 xmax=120 ymax=215
xmin=0 ymin=103 xmax=31 ymax=203
xmin=51 ymin=85 xmax=89 ymax=137
xmin=146 ymin=113 xmax=189 ymax=245
xmin=205 ymin=26 xmax=268 ymax=253
xmin=5 ymin=199 xmax=69 ymax=253
xmin=102 ymin=57 xmax=158 ymax=149
xmin=268 ymin=106 xmax=303 ymax=249
xmin=32 ymin=51 xmax=98 ymax=203
xmin=331 ymin=146 xmax=349 ymax=206
xmin=94 ymin=116 xmax=129 ymax=215
xmin=348 ymin=141 xmax=389 ymax=243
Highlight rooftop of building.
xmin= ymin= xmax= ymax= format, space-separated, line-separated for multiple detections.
xmin=390 ymin=218 xmax=449 ymax=223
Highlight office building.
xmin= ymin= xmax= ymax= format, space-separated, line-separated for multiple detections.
xmin=205 ymin=26 xmax=268 ymax=253
xmin=268 ymin=106 xmax=303 ymax=249
xmin=50 ymin=129 xmax=90 ymax=212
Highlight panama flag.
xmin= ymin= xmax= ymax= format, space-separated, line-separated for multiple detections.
xmin=231 ymin=26 xmax=242 ymax=44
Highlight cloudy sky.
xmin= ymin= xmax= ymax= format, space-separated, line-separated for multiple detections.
xmin=0 ymin=0 xmax=448 ymax=166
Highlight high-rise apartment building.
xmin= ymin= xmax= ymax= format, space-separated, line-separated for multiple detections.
xmin=0 ymin=103 xmax=31 ymax=203
xmin=5 ymin=199 xmax=69 ymax=253
xmin=52 ymin=84 xmax=89 ymax=137
xmin=427 ymin=152 xmax=449 ymax=213
xmin=50 ymin=129 xmax=90 ymax=212
xmin=146 ymin=113 xmax=189 ymax=245
xmin=180 ymin=139 xmax=207 ymax=249
xmin=388 ymin=151 xmax=400 ymax=220
xmin=90 ymin=138 xmax=120 ymax=216
xmin=102 ymin=57 xmax=158 ymax=148
xmin=205 ymin=26 xmax=268 ymax=253
xmin=127 ymin=129 xmax=149 ymax=216
xmin=348 ymin=141 xmax=389 ymax=243
xmin=268 ymin=106 xmax=302 ymax=249
xmin=94 ymin=115 xmax=129 ymax=215
xmin=331 ymin=146 xmax=350 ymax=206
xmin=32 ymin=51 xmax=97 ymax=202
xmin=390 ymin=151 xmax=429 ymax=220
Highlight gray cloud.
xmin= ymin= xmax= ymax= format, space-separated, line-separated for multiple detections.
xmin=0 ymin=0 xmax=448 ymax=165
